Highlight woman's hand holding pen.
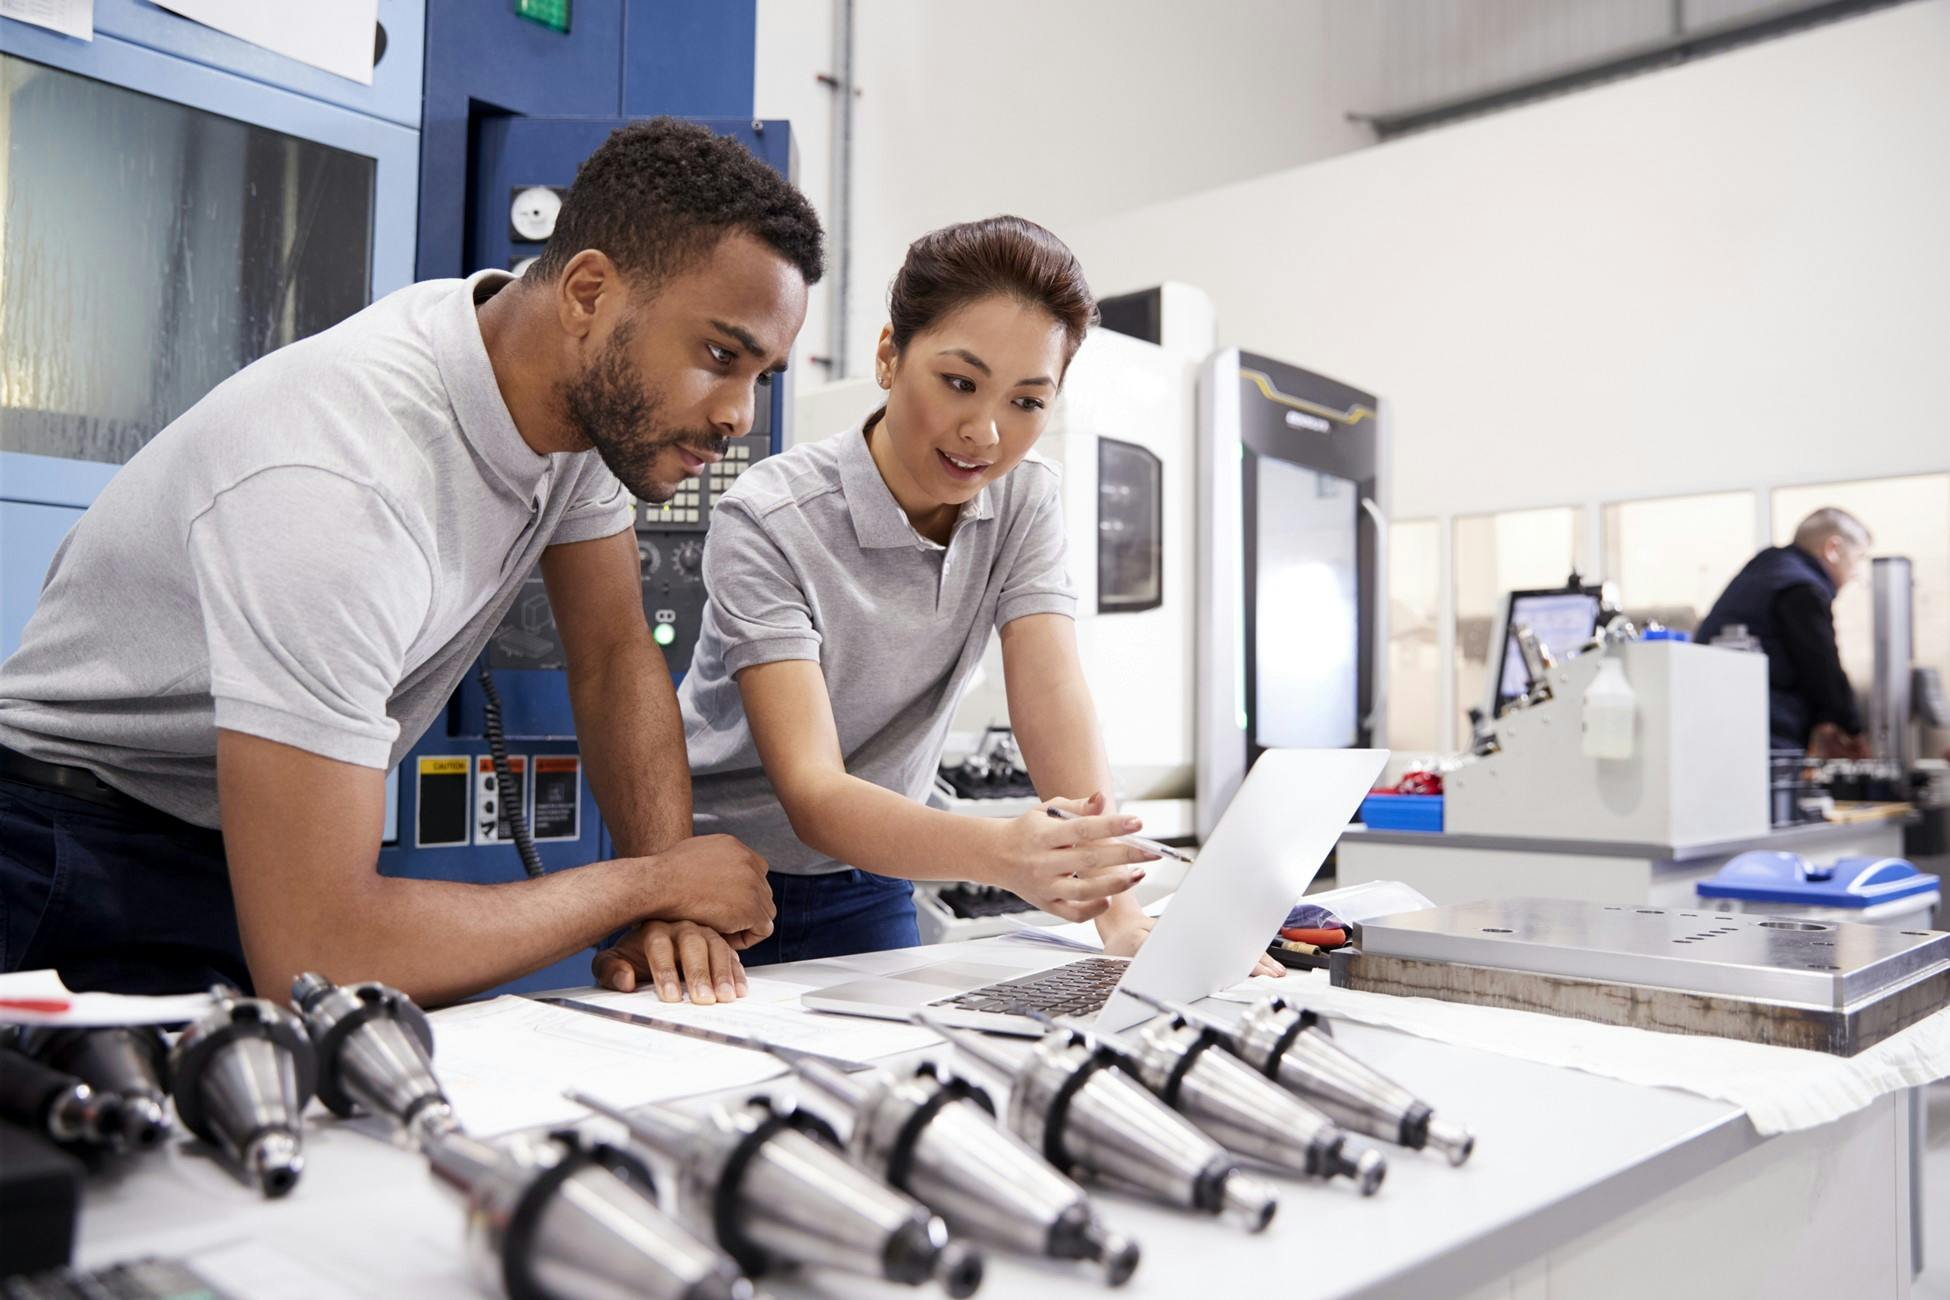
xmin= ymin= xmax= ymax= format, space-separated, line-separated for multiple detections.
xmin=996 ymin=792 xmax=1153 ymax=923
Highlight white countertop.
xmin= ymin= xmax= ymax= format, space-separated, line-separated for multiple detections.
xmin=71 ymin=942 xmax=1758 ymax=1299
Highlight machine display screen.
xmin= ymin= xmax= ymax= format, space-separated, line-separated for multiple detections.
xmin=1253 ymin=458 xmax=1359 ymax=747
xmin=1496 ymin=590 xmax=1602 ymax=706
xmin=0 ymin=54 xmax=374 ymax=464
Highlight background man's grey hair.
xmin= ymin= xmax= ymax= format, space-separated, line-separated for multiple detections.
xmin=1794 ymin=507 xmax=1872 ymax=554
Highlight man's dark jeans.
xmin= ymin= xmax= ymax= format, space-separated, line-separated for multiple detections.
xmin=0 ymin=776 xmax=250 ymax=995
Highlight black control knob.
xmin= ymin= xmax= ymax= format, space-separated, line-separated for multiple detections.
xmin=672 ymin=540 xmax=704 ymax=581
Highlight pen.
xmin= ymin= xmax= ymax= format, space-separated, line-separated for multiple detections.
xmin=1044 ymin=806 xmax=1194 ymax=864
xmin=537 ymin=996 xmax=876 ymax=1072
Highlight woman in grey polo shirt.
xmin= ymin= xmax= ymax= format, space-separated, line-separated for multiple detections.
xmin=642 ymin=216 xmax=1185 ymax=976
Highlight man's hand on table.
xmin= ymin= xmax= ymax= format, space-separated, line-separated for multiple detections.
xmin=586 ymin=833 xmax=774 ymax=1004
xmin=641 ymin=833 xmax=776 ymax=940
xmin=593 ymin=920 xmax=751 ymax=1004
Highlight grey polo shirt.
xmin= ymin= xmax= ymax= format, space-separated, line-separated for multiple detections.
xmin=679 ymin=423 xmax=1077 ymax=875
xmin=0 ymin=271 xmax=632 ymax=828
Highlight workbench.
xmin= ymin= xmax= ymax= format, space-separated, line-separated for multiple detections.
xmin=67 ymin=941 xmax=1920 ymax=1300
xmin=1337 ymin=816 xmax=1909 ymax=911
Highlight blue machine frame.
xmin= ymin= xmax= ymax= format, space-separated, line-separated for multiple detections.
xmin=4 ymin=0 xmax=789 ymax=998
xmin=386 ymin=111 xmax=792 ymax=994
xmin=382 ymin=0 xmax=779 ymax=993
xmin=0 ymin=8 xmax=423 ymax=660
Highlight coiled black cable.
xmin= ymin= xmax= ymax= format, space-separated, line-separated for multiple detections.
xmin=477 ymin=665 xmax=545 ymax=880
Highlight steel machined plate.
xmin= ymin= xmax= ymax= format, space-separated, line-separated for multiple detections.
xmin=1348 ymin=898 xmax=1950 ymax=1010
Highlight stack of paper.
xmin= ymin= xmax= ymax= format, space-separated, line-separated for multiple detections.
xmin=569 ymin=969 xmax=942 ymax=1061
xmin=0 ymin=969 xmax=213 ymax=1026
xmin=427 ymin=996 xmax=787 ymax=1137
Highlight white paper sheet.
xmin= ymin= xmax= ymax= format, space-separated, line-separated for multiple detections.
xmin=571 ymin=977 xmax=941 ymax=1062
xmin=151 ymin=0 xmax=377 ymax=84
xmin=0 ymin=0 xmax=92 ymax=40
xmin=186 ymin=1238 xmax=367 ymax=1300
xmin=427 ymin=996 xmax=787 ymax=1137
xmin=1299 ymin=879 xmax=1436 ymax=924
xmin=0 ymin=969 xmax=212 ymax=1026
xmin=578 ymin=970 xmax=820 ymax=1010
xmin=1217 ymin=970 xmax=1950 ymax=1135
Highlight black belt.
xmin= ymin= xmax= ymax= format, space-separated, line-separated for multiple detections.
xmin=0 ymin=745 xmax=150 ymax=814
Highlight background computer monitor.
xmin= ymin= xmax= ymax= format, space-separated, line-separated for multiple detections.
xmin=1491 ymin=586 xmax=1604 ymax=715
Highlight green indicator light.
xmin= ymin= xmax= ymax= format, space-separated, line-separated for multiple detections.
xmin=515 ymin=0 xmax=571 ymax=34
xmin=653 ymin=623 xmax=676 ymax=647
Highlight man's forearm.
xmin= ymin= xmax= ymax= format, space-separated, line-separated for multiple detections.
xmin=217 ymin=727 xmax=686 ymax=1008
xmin=244 ymin=856 xmax=661 ymax=1008
xmin=571 ymin=644 xmax=693 ymax=857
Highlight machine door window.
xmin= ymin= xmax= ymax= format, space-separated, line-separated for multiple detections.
xmin=1096 ymin=436 xmax=1163 ymax=614
xmin=1253 ymin=458 xmax=1359 ymax=748
xmin=0 ymin=54 xmax=374 ymax=464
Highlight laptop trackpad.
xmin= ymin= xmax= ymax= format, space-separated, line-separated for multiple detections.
xmin=884 ymin=961 xmax=1031 ymax=990
xmin=805 ymin=961 xmax=1032 ymax=1012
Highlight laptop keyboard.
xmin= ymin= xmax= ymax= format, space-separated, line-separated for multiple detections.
xmin=930 ymin=956 xmax=1132 ymax=1018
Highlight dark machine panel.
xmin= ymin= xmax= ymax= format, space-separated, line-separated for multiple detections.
xmin=488 ymin=432 xmax=773 ymax=678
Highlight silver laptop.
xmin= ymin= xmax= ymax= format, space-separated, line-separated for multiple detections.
xmin=802 ymin=748 xmax=1389 ymax=1034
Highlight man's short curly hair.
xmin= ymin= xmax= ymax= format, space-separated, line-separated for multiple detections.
xmin=528 ymin=117 xmax=824 ymax=289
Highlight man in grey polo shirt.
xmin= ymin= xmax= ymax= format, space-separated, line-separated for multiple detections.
xmin=0 ymin=119 xmax=818 ymax=1003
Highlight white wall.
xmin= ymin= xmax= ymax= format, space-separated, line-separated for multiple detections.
xmin=755 ymin=0 xmax=1393 ymax=381
xmin=1064 ymin=0 xmax=1950 ymax=522
xmin=753 ymin=1 xmax=1864 ymax=391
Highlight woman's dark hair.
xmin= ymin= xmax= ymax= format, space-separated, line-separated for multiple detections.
xmin=886 ymin=216 xmax=1097 ymax=369
xmin=531 ymin=117 xmax=823 ymax=289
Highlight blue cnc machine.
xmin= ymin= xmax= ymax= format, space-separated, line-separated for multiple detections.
xmin=0 ymin=0 xmax=791 ymax=993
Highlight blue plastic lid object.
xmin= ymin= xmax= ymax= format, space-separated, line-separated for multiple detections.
xmin=1697 ymin=850 xmax=1940 ymax=907
xmin=1642 ymin=628 xmax=1691 ymax=642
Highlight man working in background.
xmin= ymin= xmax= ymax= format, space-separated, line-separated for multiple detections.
xmin=0 ymin=120 xmax=820 ymax=1005
xmin=1697 ymin=507 xmax=1873 ymax=757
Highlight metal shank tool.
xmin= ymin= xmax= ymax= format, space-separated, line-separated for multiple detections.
xmin=1223 ymin=994 xmax=1474 ymax=1165
xmin=167 ymin=987 xmax=316 ymax=1197
xmin=1117 ymin=989 xmax=1387 ymax=1192
xmin=570 ymin=1089 xmax=984 ymax=1296
xmin=777 ymin=1045 xmax=1141 ymax=1286
xmin=427 ymin=1128 xmax=753 ymax=1300
xmin=0 ymin=1046 xmax=127 ymax=1151
xmin=921 ymin=1015 xmax=1277 ymax=1232
xmin=292 ymin=972 xmax=458 ymax=1147
xmin=19 ymin=1025 xmax=173 ymax=1150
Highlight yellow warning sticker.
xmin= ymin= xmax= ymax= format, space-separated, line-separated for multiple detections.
xmin=419 ymin=756 xmax=469 ymax=776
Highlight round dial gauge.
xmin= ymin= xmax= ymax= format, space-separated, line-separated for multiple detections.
xmin=510 ymin=186 xmax=562 ymax=242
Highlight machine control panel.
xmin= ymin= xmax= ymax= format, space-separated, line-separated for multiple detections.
xmin=488 ymin=432 xmax=772 ymax=676
xmin=635 ymin=432 xmax=769 ymax=674
xmin=638 ymin=440 xmax=758 ymax=530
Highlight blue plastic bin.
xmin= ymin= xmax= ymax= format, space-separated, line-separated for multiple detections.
xmin=1359 ymin=793 xmax=1444 ymax=833
xmin=1697 ymin=851 xmax=1940 ymax=928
